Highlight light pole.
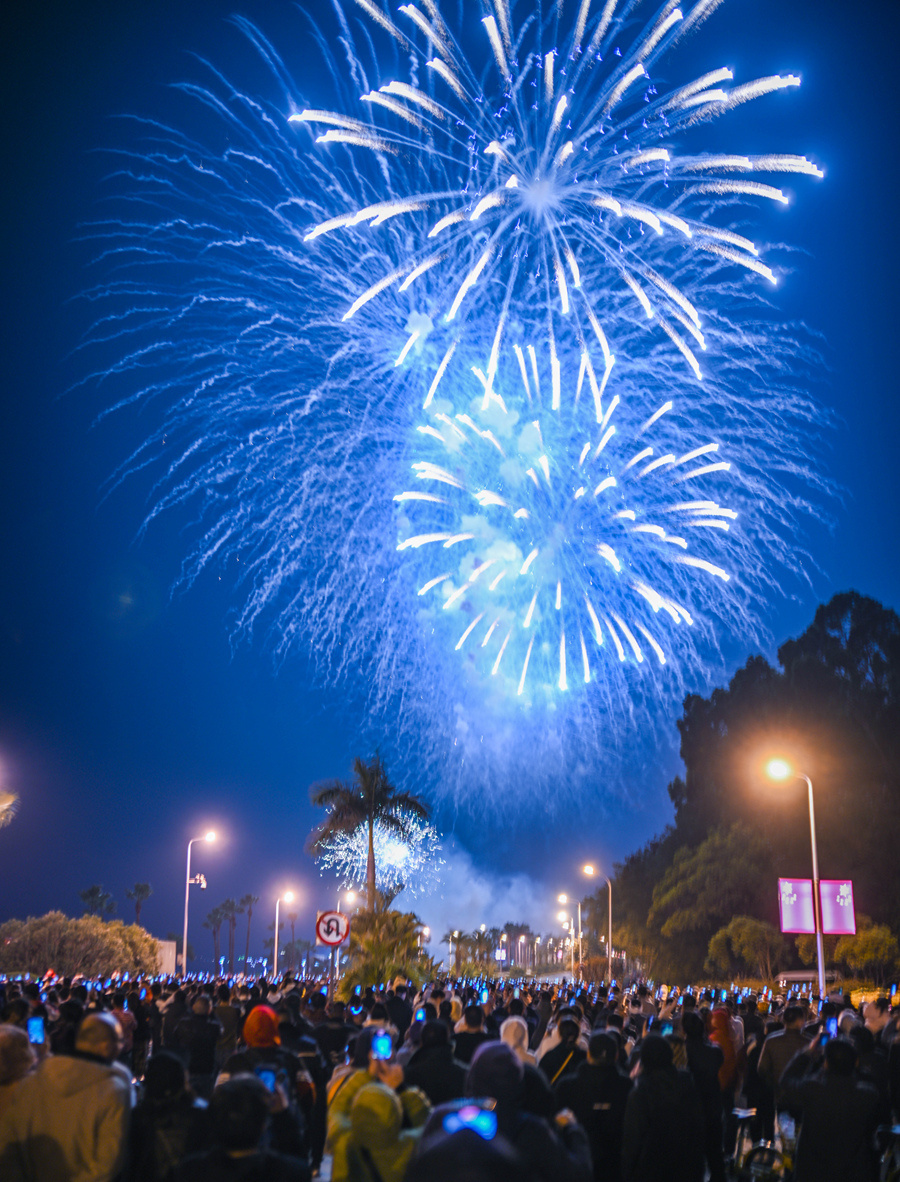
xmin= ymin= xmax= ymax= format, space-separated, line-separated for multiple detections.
xmin=583 ymin=864 xmax=613 ymax=985
xmin=557 ymin=908 xmax=575 ymax=977
xmin=559 ymin=894 xmax=582 ymax=978
xmin=274 ymin=890 xmax=294 ymax=978
xmin=767 ymin=759 xmax=826 ymax=998
xmin=182 ymin=830 xmax=215 ymax=976
xmin=518 ymin=933 xmax=526 ymax=972
xmin=334 ymin=890 xmax=356 ymax=986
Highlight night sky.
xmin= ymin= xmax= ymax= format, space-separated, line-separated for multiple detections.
xmin=2 ymin=0 xmax=898 ymax=969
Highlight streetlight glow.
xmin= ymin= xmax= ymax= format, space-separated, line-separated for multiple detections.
xmin=558 ymin=893 xmax=568 ymax=904
xmin=583 ymin=864 xmax=594 ymax=876
xmin=766 ymin=758 xmax=792 ymax=781
xmin=204 ymin=830 xmax=216 ymax=843
xmin=557 ymin=910 xmax=568 ymax=923
xmin=283 ymin=891 xmax=295 ymax=904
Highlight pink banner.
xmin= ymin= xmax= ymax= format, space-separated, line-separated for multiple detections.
xmin=778 ymin=878 xmax=816 ymax=933
xmin=820 ymin=880 xmax=856 ymax=935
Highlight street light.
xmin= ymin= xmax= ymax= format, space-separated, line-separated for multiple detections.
xmin=583 ymin=864 xmax=613 ymax=986
xmin=766 ymin=759 xmax=826 ymax=998
xmin=560 ymin=892 xmax=583 ymax=979
xmin=274 ymin=890 xmax=295 ymax=978
xmin=182 ymin=831 xmax=216 ymax=976
xmin=557 ymin=909 xmax=575 ymax=976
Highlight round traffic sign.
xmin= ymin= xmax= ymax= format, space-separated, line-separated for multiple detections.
xmin=316 ymin=910 xmax=350 ymax=946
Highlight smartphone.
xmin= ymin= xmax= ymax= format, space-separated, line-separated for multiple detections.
xmin=720 ymin=990 xmax=727 ymax=1001
xmin=481 ymin=989 xmax=489 ymax=1003
xmin=140 ymin=988 xmax=147 ymax=1000
xmin=443 ymin=1105 xmax=498 ymax=1140
xmin=371 ymin=1030 xmax=393 ymax=1060
xmin=27 ymin=1016 xmax=45 ymax=1045
xmin=661 ymin=1023 xmax=674 ymax=1037
xmin=255 ymin=1067 xmax=277 ymax=1092
xmin=514 ymin=988 xmax=519 ymax=999
xmin=415 ymin=1007 xmax=426 ymax=1022
xmin=890 ymin=984 xmax=897 ymax=997
xmin=826 ymin=1016 xmax=839 ymax=1039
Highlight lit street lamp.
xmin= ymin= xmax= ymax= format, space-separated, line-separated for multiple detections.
xmin=767 ymin=759 xmax=826 ymax=998
xmin=182 ymin=830 xmax=216 ymax=976
xmin=274 ymin=890 xmax=295 ymax=977
xmin=583 ymin=864 xmax=613 ymax=985
xmin=557 ymin=907 xmax=575 ymax=977
xmin=559 ymin=893 xmax=582 ymax=978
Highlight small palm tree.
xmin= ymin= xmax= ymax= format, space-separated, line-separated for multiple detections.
xmin=203 ymin=906 xmax=225 ymax=966
xmin=218 ymin=899 xmax=244 ymax=974
xmin=340 ymin=907 xmax=432 ymax=997
xmin=239 ymin=894 xmax=259 ymax=969
xmin=125 ymin=882 xmax=153 ymax=927
xmin=308 ymin=753 xmax=429 ymax=911
xmin=80 ymin=885 xmax=115 ymax=917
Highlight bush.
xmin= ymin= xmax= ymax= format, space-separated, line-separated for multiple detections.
xmin=0 ymin=912 xmax=159 ymax=977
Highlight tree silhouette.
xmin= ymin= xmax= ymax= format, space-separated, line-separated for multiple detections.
xmin=308 ymin=753 xmax=429 ymax=911
xmin=125 ymin=883 xmax=152 ymax=927
xmin=218 ymin=899 xmax=244 ymax=974
xmin=203 ymin=907 xmax=225 ymax=966
xmin=239 ymin=894 xmax=259 ymax=969
xmin=79 ymin=885 xmax=115 ymax=918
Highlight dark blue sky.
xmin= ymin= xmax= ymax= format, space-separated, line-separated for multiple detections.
xmin=1 ymin=0 xmax=898 ymax=966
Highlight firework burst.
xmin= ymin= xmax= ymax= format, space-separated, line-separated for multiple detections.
xmin=315 ymin=811 xmax=444 ymax=897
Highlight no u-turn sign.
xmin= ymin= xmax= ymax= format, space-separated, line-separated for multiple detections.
xmin=316 ymin=910 xmax=350 ymax=946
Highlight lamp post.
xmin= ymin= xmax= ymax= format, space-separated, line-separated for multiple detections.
xmin=767 ymin=759 xmax=826 ymax=998
xmin=583 ymin=864 xmax=613 ymax=985
xmin=557 ymin=907 xmax=575 ymax=977
xmin=559 ymin=894 xmax=582 ymax=979
xmin=274 ymin=890 xmax=294 ymax=978
xmin=182 ymin=830 xmax=216 ymax=976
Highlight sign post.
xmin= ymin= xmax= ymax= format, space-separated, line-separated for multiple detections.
xmin=316 ymin=911 xmax=351 ymax=1001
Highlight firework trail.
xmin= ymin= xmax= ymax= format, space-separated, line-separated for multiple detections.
xmin=81 ymin=0 xmax=828 ymax=807
xmin=316 ymin=811 xmax=444 ymax=897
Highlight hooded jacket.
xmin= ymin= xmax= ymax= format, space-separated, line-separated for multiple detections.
xmin=0 ymin=1051 xmax=132 ymax=1182
xmin=346 ymin=1082 xmax=428 ymax=1182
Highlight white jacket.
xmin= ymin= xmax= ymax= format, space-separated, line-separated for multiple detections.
xmin=0 ymin=1053 xmax=132 ymax=1182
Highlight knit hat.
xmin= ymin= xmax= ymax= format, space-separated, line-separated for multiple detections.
xmin=144 ymin=1051 xmax=188 ymax=1103
xmin=242 ymin=1004 xmax=281 ymax=1047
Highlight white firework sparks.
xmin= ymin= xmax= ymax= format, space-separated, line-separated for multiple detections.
xmin=316 ymin=811 xmax=444 ymax=897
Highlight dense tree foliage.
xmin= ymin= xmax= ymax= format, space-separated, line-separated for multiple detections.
xmin=0 ymin=912 xmax=159 ymax=976
xmin=604 ymin=593 xmax=900 ymax=981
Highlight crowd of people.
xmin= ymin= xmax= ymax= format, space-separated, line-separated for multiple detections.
xmin=0 ymin=970 xmax=898 ymax=1181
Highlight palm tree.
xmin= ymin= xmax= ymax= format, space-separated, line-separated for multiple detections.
xmin=239 ymin=894 xmax=259 ymax=969
xmin=80 ymin=885 xmax=115 ymax=917
xmin=340 ymin=907 xmax=432 ymax=998
xmin=203 ymin=906 xmax=225 ymax=966
xmin=308 ymin=753 xmax=430 ymax=911
xmin=218 ymin=899 xmax=244 ymax=974
xmin=125 ymin=882 xmax=153 ymax=927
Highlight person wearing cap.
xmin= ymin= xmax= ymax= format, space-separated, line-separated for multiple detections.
xmin=0 ymin=1011 xmax=132 ymax=1182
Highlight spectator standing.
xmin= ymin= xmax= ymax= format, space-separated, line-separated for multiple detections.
xmin=0 ymin=1012 xmax=131 ymax=1182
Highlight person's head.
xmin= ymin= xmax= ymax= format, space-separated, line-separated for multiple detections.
xmin=407 ymin=1123 xmax=521 ymax=1182
xmin=639 ymin=1034 xmax=674 ymax=1074
xmin=210 ymin=1076 xmax=270 ymax=1151
xmin=557 ymin=1017 xmax=581 ymax=1045
xmin=467 ymin=1041 xmax=524 ymax=1109
xmin=421 ymin=1019 xmax=451 ymax=1050
xmin=0 ymin=1024 xmax=36 ymax=1086
xmin=192 ymin=995 xmax=212 ymax=1016
xmin=823 ymin=1036 xmax=857 ymax=1077
xmin=464 ymin=1004 xmax=484 ymax=1031
xmin=681 ymin=1010 xmax=706 ymax=1041
xmin=865 ymin=998 xmax=890 ymax=1032
xmin=783 ymin=1005 xmax=804 ymax=1028
xmin=144 ymin=1051 xmax=189 ymax=1105
xmin=506 ymin=996 xmax=524 ymax=1017
xmin=75 ymin=1012 xmax=123 ymax=1063
xmin=217 ymin=984 xmax=231 ymax=1003
xmin=369 ymin=1002 xmax=389 ymax=1023
xmin=587 ymin=1030 xmax=618 ymax=1066
xmin=241 ymin=1005 xmax=280 ymax=1048
xmin=499 ymin=1016 xmax=530 ymax=1061
xmin=112 ymin=992 xmax=126 ymax=1010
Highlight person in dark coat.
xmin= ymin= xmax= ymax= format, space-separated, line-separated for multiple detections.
xmin=129 ymin=1050 xmax=212 ymax=1182
xmin=168 ymin=1075 xmax=311 ymax=1182
xmin=402 ymin=1020 xmax=467 ymax=1106
xmin=538 ymin=1018 xmax=587 ymax=1087
xmin=385 ymin=983 xmax=414 ymax=1041
xmin=453 ymin=1004 xmax=492 ymax=1066
xmin=554 ymin=1031 xmax=632 ymax=1182
xmin=174 ymin=996 xmax=223 ymax=1098
xmin=621 ymin=1034 xmax=705 ymax=1182
xmin=465 ymin=1041 xmax=593 ymax=1182
xmin=681 ymin=1010 xmax=726 ymax=1182
xmin=780 ymin=1035 xmax=881 ymax=1182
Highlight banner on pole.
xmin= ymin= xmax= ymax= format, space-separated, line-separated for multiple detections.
xmin=778 ymin=879 xmax=816 ymax=934
xmin=819 ymin=880 xmax=856 ymax=935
